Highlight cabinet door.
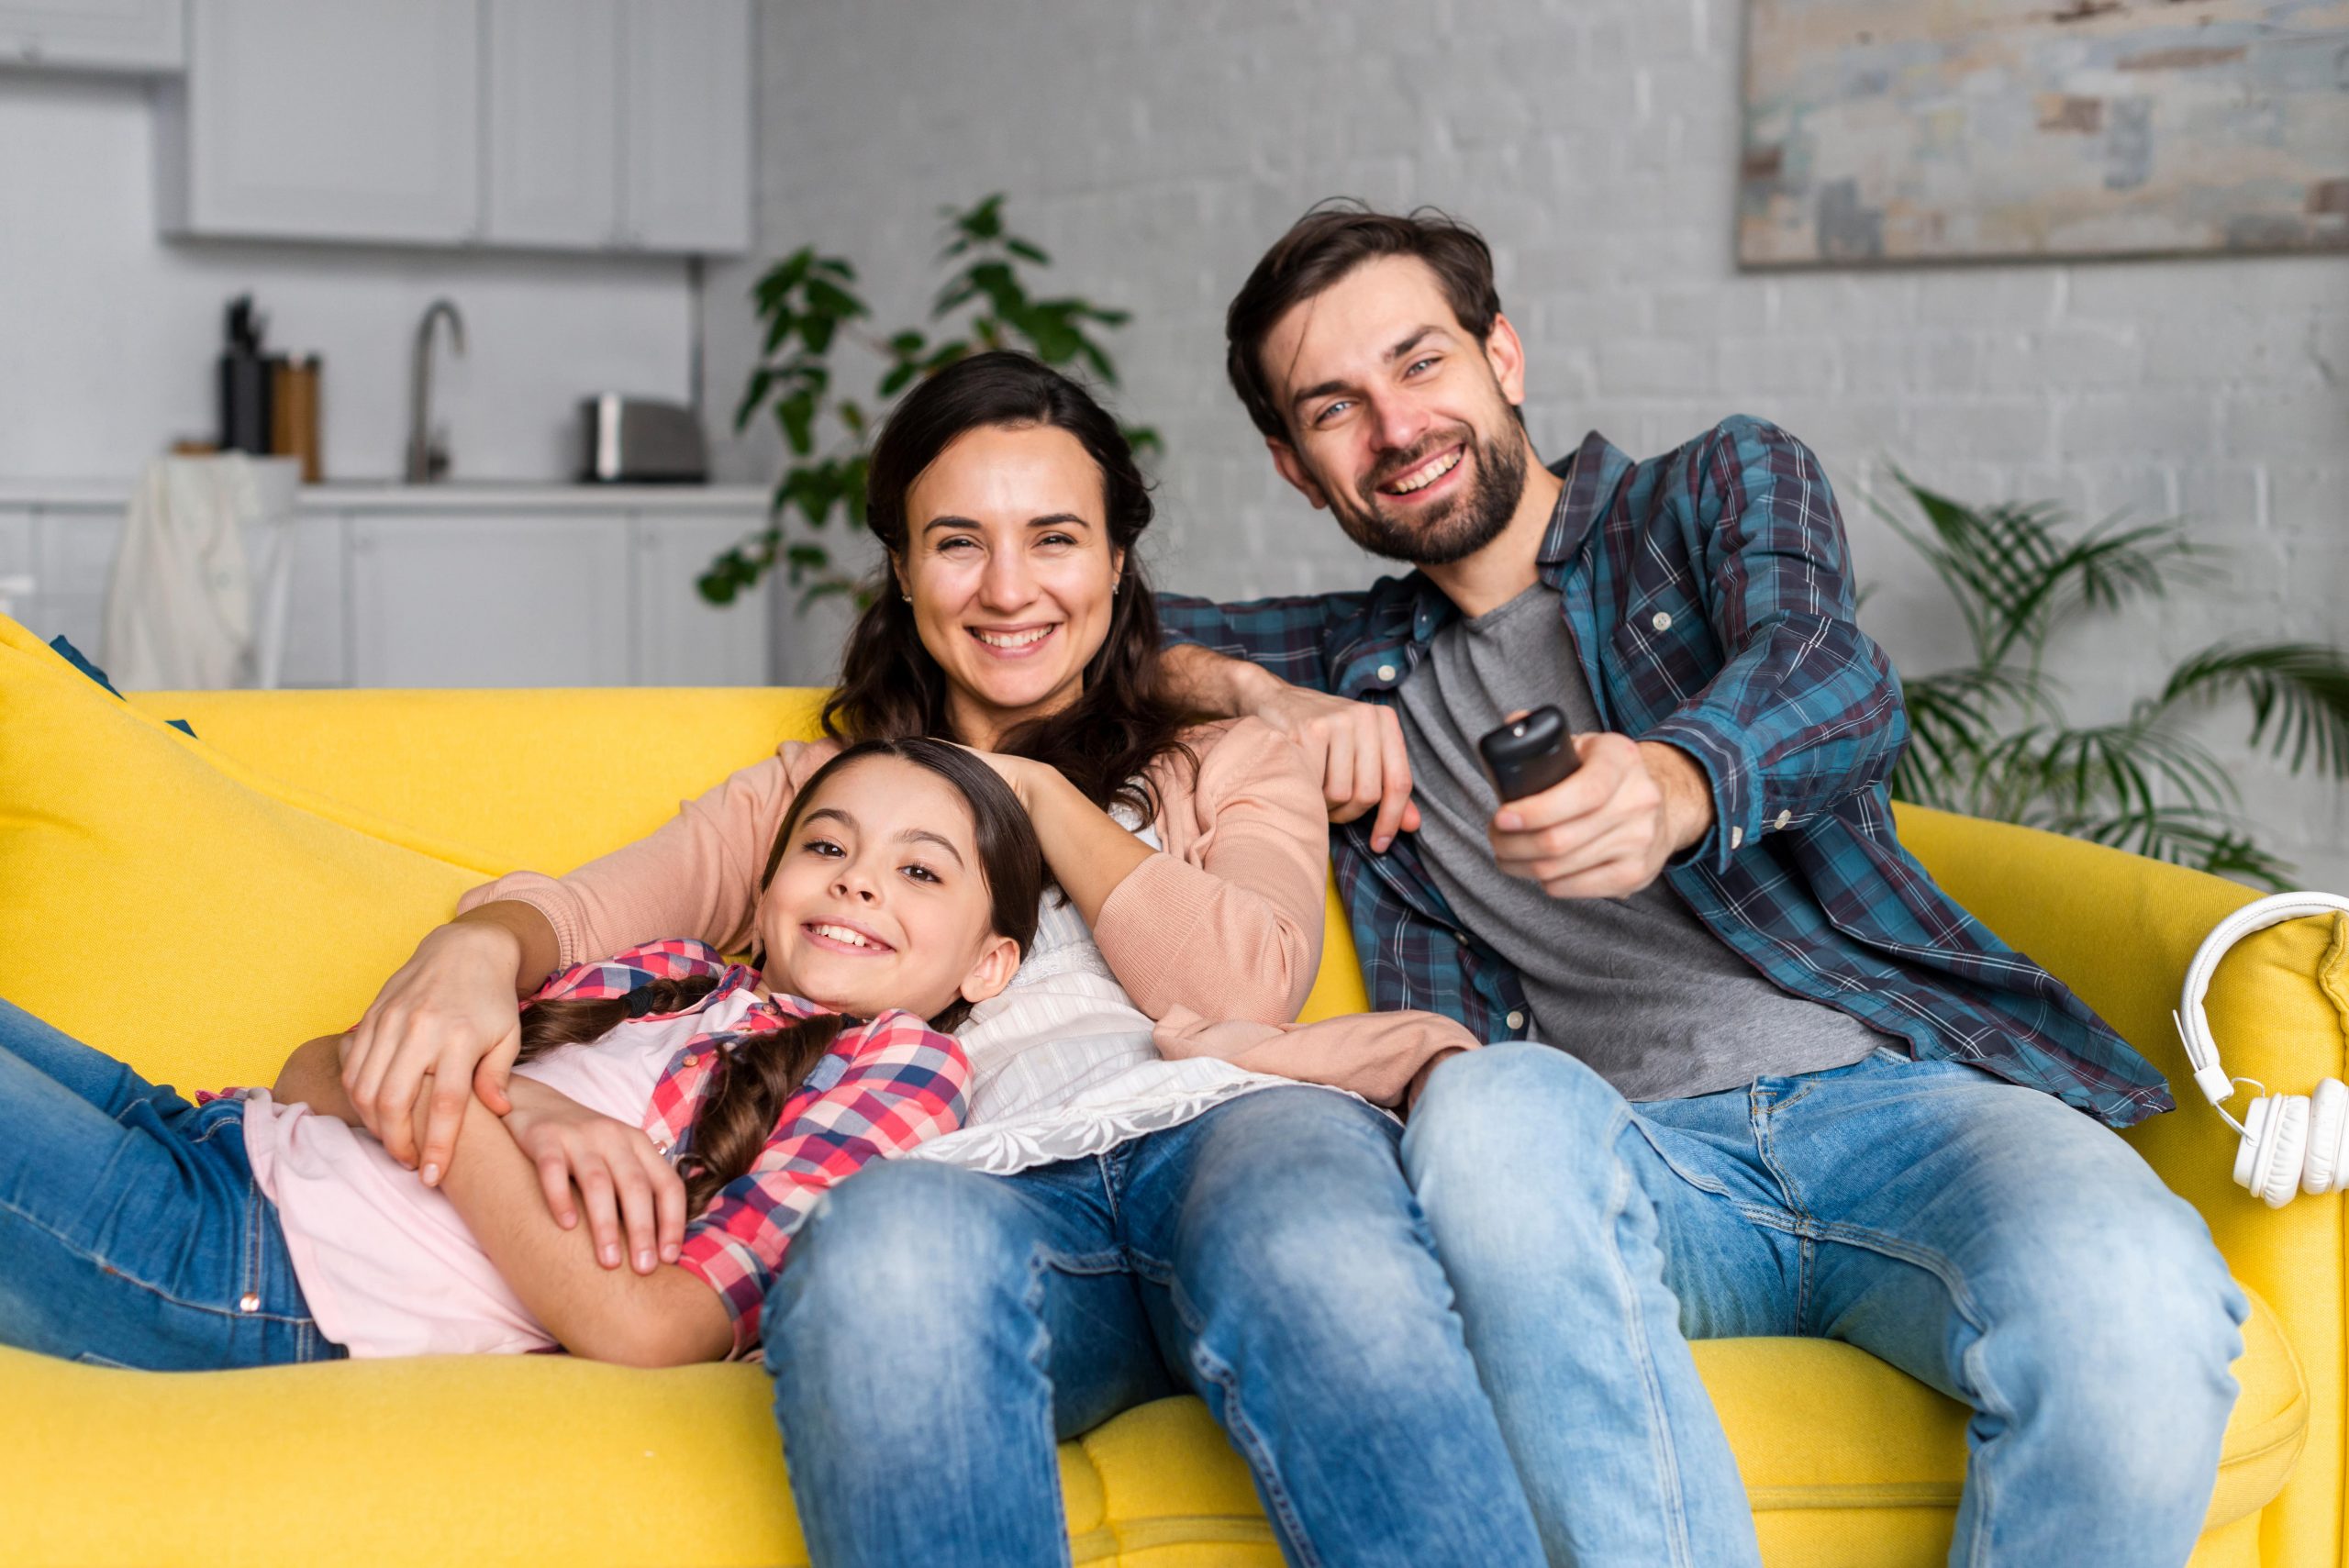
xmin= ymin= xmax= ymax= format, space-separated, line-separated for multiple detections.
xmin=631 ymin=512 xmax=770 ymax=685
xmin=349 ymin=514 xmax=632 ymax=687
xmin=616 ymin=0 xmax=749 ymax=255
xmin=0 ymin=0 xmax=184 ymax=72
xmin=163 ymin=0 xmax=482 ymax=244
xmin=272 ymin=513 xmax=347 ymax=687
xmin=484 ymin=0 xmax=618 ymax=249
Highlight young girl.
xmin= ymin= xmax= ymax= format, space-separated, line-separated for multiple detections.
xmin=0 ymin=739 xmax=1040 ymax=1371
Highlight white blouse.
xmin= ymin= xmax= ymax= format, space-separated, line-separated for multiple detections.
xmin=905 ymin=821 xmax=1358 ymax=1175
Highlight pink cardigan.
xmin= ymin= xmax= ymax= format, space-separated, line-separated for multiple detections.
xmin=462 ymin=718 xmax=1330 ymax=1028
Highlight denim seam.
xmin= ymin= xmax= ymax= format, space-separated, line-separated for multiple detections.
xmin=1158 ymin=1277 xmax=1323 ymax=1568
xmin=1021 ymin=1243 xmax=1078 ymax=1567
xmin=1799 ymin=1217 xmax=2010 ymax=1568
xmin=0 ymin=1192 xmax=321 ymax=1329
xmin=1600 ymin=1103 xmax=1696 ymax=1568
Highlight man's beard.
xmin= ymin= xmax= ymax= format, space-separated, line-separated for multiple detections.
xmin=1323 ymin=423 xmax=1529 ymax=567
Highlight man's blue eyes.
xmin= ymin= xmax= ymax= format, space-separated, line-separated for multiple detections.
xmin=1314 ymin=359 xmax=1442 ymax=425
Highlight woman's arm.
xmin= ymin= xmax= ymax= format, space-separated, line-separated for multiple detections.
xmin=342 ymin=743 xmax=825 ymax=1188
xmin=983 ymin=760 xmax=1155 ymax=928
xmin=1090 ymin=720 xmax=1330 ymax=1026
xmin=430 ymin=1094 xmax=731 ymax=1367
xmin=276 ymin=1034 xmax=692 ymax=1278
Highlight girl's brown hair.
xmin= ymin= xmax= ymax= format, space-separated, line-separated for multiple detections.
xmin=822 ymin=350 xmax=1198 ymax=825
xmin=513 ymin=739 xmax=1041 ymax=1216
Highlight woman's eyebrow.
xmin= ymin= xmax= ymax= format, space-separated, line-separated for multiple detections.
xmin=802 ymin=806 xmax=856 ymax=831
xmin=897 ymin=828 xmax=966 ymax=867
xmin=921 ymin=512 xmax=1093 ymax=534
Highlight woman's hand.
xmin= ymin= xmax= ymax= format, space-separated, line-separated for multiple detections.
xmin=344 ymin=908 xmax=542 ymax=1185
xmin=957 ymin=747 xmax=1152 ymax=926
xmin=499 ymin=1078 xmax=686 ymax=1275
xmin=960 ymin=746 xmax=1041 ymax=810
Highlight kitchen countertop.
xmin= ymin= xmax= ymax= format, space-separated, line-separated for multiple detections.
xmin=0 ymin=480 xmax=770 ymax=510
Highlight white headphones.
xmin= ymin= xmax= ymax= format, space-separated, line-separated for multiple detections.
xmin=2173 ymin=891 xmax=2349 ymax=1208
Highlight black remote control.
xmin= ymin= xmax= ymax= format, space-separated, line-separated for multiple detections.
xmin=1478 ymin=706 xmax=1580 ymax=801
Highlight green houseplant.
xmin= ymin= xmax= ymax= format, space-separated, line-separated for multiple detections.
xmin=704 ymin=196 xmax=1156 ymax=609
xmin=1876 ymin=472 xmax=2349 ymax=888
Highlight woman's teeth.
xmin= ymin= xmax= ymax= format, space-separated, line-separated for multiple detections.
xmin=809 ymin=922 xmax=885 ymax=951
xmin=1386 ymin=448 xmax=1463 ymax=495
xmin=974 ymin=626 xmax=1053 ymax=649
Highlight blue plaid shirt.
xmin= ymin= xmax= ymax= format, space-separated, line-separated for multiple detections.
xmin=1161 ymin=417 xmax=2171 ymax=1128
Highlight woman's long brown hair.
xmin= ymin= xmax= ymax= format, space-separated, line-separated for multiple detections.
xmin=822 ymin=350 xmax=1199 ymax=824
xmin=513 ymin=739 xmax=1042 ymax=1216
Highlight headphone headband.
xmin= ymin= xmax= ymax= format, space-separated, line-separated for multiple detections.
xmin=2174 ymin=892 xmax=2349 ymax=1111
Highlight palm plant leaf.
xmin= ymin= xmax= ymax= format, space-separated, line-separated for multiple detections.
xmin=2067 ymin=806 xmax=2294 ymax=892
xmin=2158 ymin=641 xmax=2349 ymax=777
xmin=1891 ymin=663 xmax=2046 ymax=808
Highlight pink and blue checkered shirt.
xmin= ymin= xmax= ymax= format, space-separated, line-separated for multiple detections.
xmin=531 ymin=938 xmax=968 ymax=1356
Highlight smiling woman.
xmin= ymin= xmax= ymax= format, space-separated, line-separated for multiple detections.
xmin=279 ymin=346 xmax=1540 ymax=1568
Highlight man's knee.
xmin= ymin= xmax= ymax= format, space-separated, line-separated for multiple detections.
xmin=1402 ymin=1041 xmax=1629 ymax=1203
xmin=1984 ymin=1192 xmax=2245 ymax=1498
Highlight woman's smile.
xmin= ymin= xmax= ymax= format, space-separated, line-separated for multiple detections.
xmin=968 ymin=622 xmax=1062 ymax=658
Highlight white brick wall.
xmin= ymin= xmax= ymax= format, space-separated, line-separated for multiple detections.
xmin=710 ymin=0 xmax=2349 ymax=889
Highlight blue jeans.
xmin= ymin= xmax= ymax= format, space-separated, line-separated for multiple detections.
xmin=763 ymin=1084 xmax=1547 ymax=1568
xmin=1402 ymin=1044 xmax=2248 ymax=1568
xmin=0 ymin=998 xmax=342 ymax=1370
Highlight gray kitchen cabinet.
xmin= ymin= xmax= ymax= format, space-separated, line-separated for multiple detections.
xmin=156 ymin=0 xmax=483 ymax=245
xmin=631 ymin=510 xmax=770 ymax=685
xmin=273 ymin=513 xmax=346 ymax=686
xmin=347 ymin=512 xmax=633 ymax=688
xmin=483 ymin=0 xmax=618 ymax=250
xmin=618 ymin=0 xmax=750 ymax=256
xmin=0 ymin=0 xmax=184 ymax=72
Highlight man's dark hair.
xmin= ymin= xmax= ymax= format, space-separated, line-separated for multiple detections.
xmin=1225 ymin=201 xmax=1504 ymax=440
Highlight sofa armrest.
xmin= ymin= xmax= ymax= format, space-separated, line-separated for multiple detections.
xmin=1896 ymin=803 xmax=2343 ymax=1567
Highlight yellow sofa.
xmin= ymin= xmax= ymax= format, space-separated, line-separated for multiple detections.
xmin=0 ymin=625 xmax=2338 ymax=1567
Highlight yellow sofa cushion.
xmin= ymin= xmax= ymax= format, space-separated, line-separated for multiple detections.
xmin=0 ymin=619 xmax=494 ymax=1085
xmin=0 ymin=1287 xmax=2299 ymax=1568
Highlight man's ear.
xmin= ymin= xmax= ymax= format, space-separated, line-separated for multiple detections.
xmin=1484 ymin=311 xmax=1530 ymax=408
xmin=958 ymin=934 xmax=1022 ymax=1006
xmin=1267 ymin=439 xmax=1330 ymax=511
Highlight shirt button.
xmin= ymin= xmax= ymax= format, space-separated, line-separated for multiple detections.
xmin=1376 ymin=663 xmax=1397 ymax=682
xmin=682 ymin=1053 xmax=699 ymax=1066
xmin=1505 ymin=1010 xmax=1526 ymax=1031
xmin=1730 ymin=826 xmax=1745 ymax=850
xmin=1651 ymin=610 xmax=1673 ymax=632
xmin=238 ymin=1293 xmax=262 ymax=1314
xmin=1775 ymin=809 xmax=1792 ymax=830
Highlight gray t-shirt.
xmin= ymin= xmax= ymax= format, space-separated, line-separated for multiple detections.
xmin=1393 ymin=581 xmax=1885 ymax=1102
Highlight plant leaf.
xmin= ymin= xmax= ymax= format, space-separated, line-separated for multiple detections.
xmin=2159 ymin=640 xmax=2349 ymax=776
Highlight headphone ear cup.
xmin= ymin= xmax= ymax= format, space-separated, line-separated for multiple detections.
xmin=2301 ymin=1079 xmax=2349 ymax=1196
xmin=2257 ymin=1095 xmax=2310 ymax=1207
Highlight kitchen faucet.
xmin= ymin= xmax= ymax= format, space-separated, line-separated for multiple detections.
xmin=404 ymin=299 xmax=467 ymax=482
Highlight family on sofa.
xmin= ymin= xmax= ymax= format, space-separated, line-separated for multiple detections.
xmin=0 ymin=204 xmax=2244 ymax=1568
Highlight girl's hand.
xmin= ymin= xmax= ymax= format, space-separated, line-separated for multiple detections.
xmin=343 ymin=917 xmax=528 ymax=1184
xmin=500 ymin=1078 xmax=687 ymax=1274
